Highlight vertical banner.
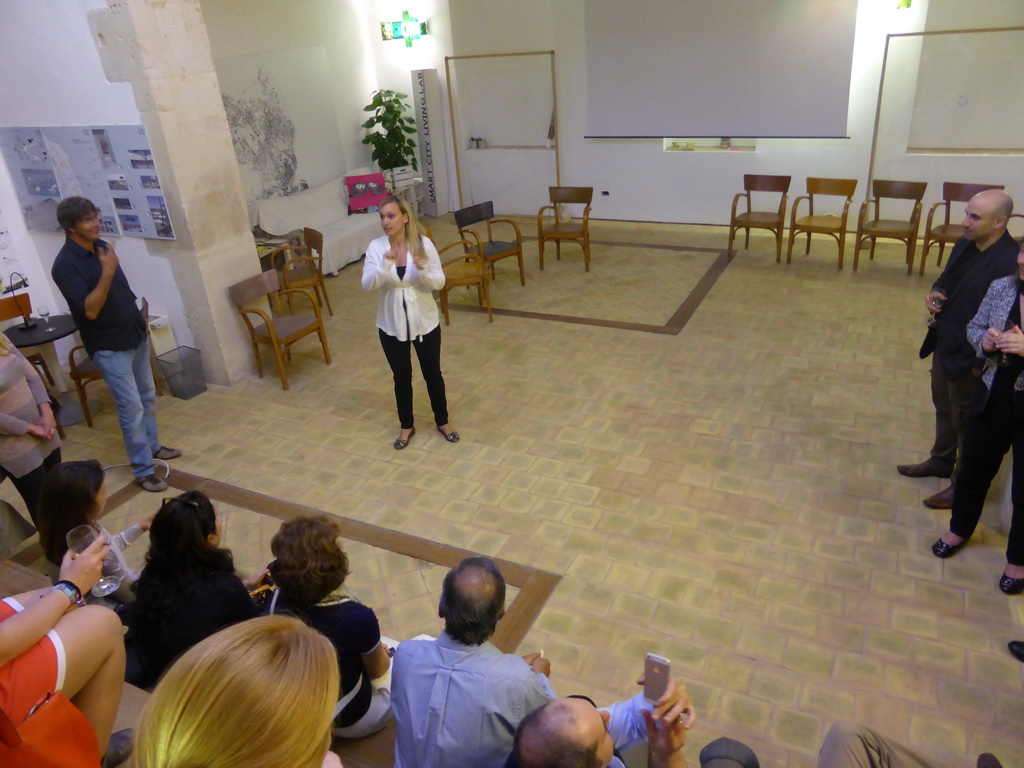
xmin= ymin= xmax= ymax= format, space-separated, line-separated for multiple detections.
xmin=411 ymin=69 xmax=449 ymax=217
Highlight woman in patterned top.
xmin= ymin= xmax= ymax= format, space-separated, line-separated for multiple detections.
xmin=0 ymin=333 xmax=60 ymax=526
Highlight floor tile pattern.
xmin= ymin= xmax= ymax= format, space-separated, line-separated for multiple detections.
xmin=4 ymin=217 xmax=1021 ymax=766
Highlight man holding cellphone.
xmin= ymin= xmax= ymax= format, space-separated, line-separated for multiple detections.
xmin=512 ymin=676 xmax=697 ymax=768
xmin=52 ymin=197 xmax=180 ymax=492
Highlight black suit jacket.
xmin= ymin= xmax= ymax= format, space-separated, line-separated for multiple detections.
xmin=930 ymin=230 xmax=1019 ymax=379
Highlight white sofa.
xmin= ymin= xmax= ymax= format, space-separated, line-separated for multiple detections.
xmin=253 ymin=176 xmax=381 ymax=275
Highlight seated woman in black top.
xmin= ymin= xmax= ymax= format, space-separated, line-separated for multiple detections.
xmin=124 ymin=491 xmax=257 ymax=687
xmin=267 ymin=515 xmax=393 ymax=737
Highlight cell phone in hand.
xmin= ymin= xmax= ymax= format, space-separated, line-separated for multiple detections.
xmin=644 ymin=653 xmax=670 ymax=702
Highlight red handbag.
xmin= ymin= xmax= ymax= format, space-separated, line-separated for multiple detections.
xmin=0 ymin=691 xmax=101 ymax=767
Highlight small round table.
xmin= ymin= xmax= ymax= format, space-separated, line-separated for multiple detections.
xmin=3 ymin=314 xmax=78 ymax=348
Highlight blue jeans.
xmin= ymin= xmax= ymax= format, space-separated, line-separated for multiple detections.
xmin=92 ymin=340 xmax=160 ymax=479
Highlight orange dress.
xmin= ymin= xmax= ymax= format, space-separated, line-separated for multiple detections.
xmin=0 ymin=597 xmax=65 ymax=723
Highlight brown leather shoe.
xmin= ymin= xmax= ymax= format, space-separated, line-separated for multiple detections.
xmin=897 ymin=458 xmax=953 ymax=479
xmin=923 ymin=485 xmax=955 ymax=509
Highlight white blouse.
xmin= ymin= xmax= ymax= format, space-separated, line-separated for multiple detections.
xmin=361 ymin=234 xmax=446 ymax=341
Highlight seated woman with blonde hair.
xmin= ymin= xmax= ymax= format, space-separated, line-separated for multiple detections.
xmin=267 ymin=514 xmax=393 ymax=738
xmin=134 ymin=614 xmax=343 ymax=768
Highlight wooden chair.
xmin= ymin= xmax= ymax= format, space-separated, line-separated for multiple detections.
xmin=275 ymin=227 xmax=333 ymax=316
xmin=786 ymin=178 xmax=858 ymax=269
xmin=454 ymin=201 xmax=525 ymax=286
xmin=227 ymin=270 xmax=331 ymax=390
xmin=437 ymin=239 xmax=492 ymax=326
xmin=68 ymin=299 xmax=163 ymax=428
xmin=728 ymin=174 xmax=791 ymax=262
xmin=920 ymin=182 xmax=1004 ymax=275
xmin=537 ymin=187 xmax=594 ymax=272
xmin=853 ymin=179 xmax=928 ymax=274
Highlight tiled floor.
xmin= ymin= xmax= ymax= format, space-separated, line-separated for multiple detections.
xmin=7 ymin=217 xmax=1023 ymax=766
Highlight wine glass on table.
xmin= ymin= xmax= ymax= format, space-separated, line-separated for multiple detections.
xmin=37 ymin=304 xmax=54 ymax=333
xmin=66 ymin=524 xmax=125 ymax=597
xmin=999 ymin=315 xmax=1015 ymax=370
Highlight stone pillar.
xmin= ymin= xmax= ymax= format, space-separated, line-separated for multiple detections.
xmin=89 ymin=0 xmax=256 ymax=386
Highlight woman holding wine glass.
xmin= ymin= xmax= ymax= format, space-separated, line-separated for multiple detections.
xmin=1 ymin=534 xmax=130 ymax=763
xmin=933 ymin=240 xmax=1024 ymax=594
xmin=37 ymin=459 xmax=146 ymax=605
xmin=0 ymin=332 xmax=60 ymax=527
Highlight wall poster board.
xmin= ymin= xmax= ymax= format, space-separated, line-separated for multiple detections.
xmin=0 ymin=124 xmax=174 ymax=240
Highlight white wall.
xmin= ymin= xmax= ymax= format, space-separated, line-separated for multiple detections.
xmin=445 ymin=0 xmax=1024 ymax=225
xmin=201 ymin=0 xmax=378 ymax=179
xmin=0 ymin=0 xmax=193 ymax=355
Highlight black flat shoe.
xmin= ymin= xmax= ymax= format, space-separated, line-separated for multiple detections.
xmin=1008 ymin=640 xmax=1024 ymax=663
xmin=931 ymin=538 xmax=965 ymax=559
xmin=998 ymin=573 xmax=1024 ymax=595
xmin=437 ymin=426 xmax=460 ymax=443
xmin=394 ymin=427 xmax=416 ymax=450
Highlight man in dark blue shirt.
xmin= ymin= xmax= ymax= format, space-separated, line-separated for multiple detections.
xmin=51 ymin=197 xmax=180 ymax=491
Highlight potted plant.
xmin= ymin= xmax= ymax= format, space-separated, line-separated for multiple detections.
xmin=361 ymin=89 xmax=419 ymax=173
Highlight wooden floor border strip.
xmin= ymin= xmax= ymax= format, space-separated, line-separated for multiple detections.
xmin=452 ymin=245 xmax=734 ymax=336
xmin=165 ymin=471 xmax=561 ymax=653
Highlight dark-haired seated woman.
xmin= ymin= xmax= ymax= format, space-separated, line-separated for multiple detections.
xmin=37 ymin=459 xmax=144 ymax=606
xmin=123 ymin=491 xmax=257 ymax=687
xmin=267 ymin=515 xmax=393 ymax=737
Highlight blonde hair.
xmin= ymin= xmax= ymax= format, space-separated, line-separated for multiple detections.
xmin=380 ymin=195 xmax=427 ymax=262
xmin=0 ymin=333 xmax=14 ymax=356
xmin=135 ymin=615 xmax=339 ymax=768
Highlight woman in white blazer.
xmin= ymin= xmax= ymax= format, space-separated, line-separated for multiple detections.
xmin=361 ymin=196 xmax=460 ymax=449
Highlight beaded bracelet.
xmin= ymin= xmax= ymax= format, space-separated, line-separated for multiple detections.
xmin=53 ymin=580 xmax=86 ymax=608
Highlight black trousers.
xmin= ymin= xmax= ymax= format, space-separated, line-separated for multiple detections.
xmin=950 ymin=384 xmax=1024 ymax=565
xmin=0 ymin=447 xmax=62 ymax=528
xmin=378 ymin=326 xmax=449 ymax=429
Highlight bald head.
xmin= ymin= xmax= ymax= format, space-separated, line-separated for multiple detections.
xmin=963 ymin=189 xmax=1013 ymax=250
xmin=439 ymin=556 xmax=506 ymax=645
xmin=973 ymin=188 xmax=1013 ymax=219
xmin=513 ymin=698 xmax=611 ymax=768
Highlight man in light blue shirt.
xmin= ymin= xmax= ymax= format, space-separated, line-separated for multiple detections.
xmin=392 ymin=557 xmax=556 ymax=768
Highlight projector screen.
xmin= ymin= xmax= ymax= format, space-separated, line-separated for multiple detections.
xmin=585 ymin=0 xmax=858 ymax=139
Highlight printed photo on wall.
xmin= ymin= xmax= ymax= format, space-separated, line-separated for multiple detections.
xmin=128 ymin=148 xmax=155 ymax=169
xmin=99 ymin=215 xmax=119 ymax=235
xmin=112 ymin=197 xmax=133 ymax=211
xmin=92 ymin=129 xmax=117 ymax=169
xmin=119 ymin=214 xmax=144 ymax=233
xmin=107 ymin=174 xmax=130 ymax=191
xmin=140 ymin=175 xmax=161 ymax=189
xmin=147 ymin=195 xmax=174 ymax=239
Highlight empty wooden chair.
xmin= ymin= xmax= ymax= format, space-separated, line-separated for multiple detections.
xmin=786 ymin=178 xmax=858 ymax=269
xmin=728 ymin=175 xmax=791 ymax=262
xmin=454 ymin=201 xmax=525 ymax=286
xmin=227 ymin=270 xmax=331 ymax=391
xmin=437 ymin=239 xmax=492 ymax=326
xmin=920 ymin=182 xmax=1004 ymax=275
xmin=270 ymin=227 xmax=334 ymax=316
xmin=853 ymin=179 xmax=928 ymax=274
xmin=537 ymin=187 xmax=594 ymax=272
